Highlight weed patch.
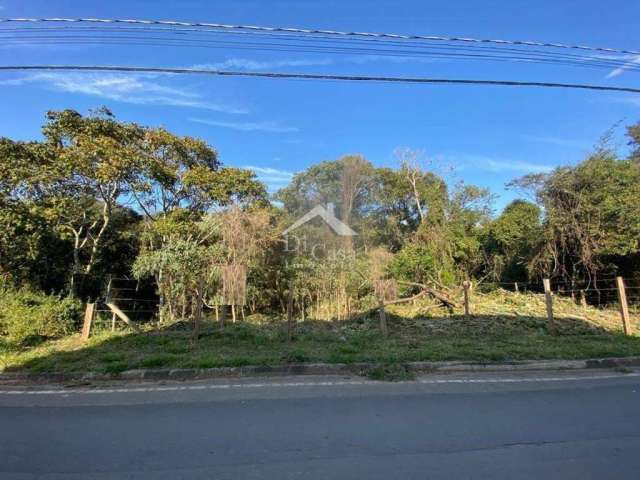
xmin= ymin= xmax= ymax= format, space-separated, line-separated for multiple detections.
xmin=366 ymin=363 xmax=415 ymax=382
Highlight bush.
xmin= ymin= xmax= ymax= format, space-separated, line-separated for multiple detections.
xmin=0 ymin=287 xmax=81 ymax=345
xmin=389 ymin=244 xmax=437 ymax=282
xmin=389 ymin=242 xmax=458 ymax=285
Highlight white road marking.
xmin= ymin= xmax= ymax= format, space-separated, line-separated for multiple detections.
xmin=0 ymin=373 xmax=638 ymax=396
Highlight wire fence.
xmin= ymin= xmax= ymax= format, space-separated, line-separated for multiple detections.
xmin=79 ymin=276 xmax=159 ymax=332
xmin=476 ymin=275 xmax=640 ymax=321
xmin=80 ymin=273 xmax=640 ymax=337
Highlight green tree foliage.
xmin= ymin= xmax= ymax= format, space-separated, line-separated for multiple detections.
xmin=0 ymin=199 xmax=71 ymax=290
xmin=628 ymin=121 xmax=640 ymax=162
xmin=41 ymin=108 xmax=147 ymax=278
xmin=133 ymin=127 xmax=266 ymax=217
xmin=276 ymin=155 xmax=374 ymax=231
xmin=512 ymin=148 xmax=640 ymax=283
xmin=0 ymin=108 xmax=147 ymax=289
xmin=368 ymin=166 xmax=447 ymax=251
xmin=3 ymin=106 xmax=639 ymax=338
xmin=134 ymin=207 xmax=276 ymax=325
xmin=277 ymin=153 xmax=492 ymax=287
xmin=393 ymin=183 xmax=493 ymax=285
xmin=0 ymin=108 xmax=267 ymax=296
xmin=481 ymin=200 xmax=542 ymax=282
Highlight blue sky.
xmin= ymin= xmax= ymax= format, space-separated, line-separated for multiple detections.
xmin=0 ymin=0 xmax=639 ymax=211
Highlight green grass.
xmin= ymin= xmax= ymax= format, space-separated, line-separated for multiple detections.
xmin=2 ymin=324 xmax=640 ymax=375
xmin=1 ymin=291 xmax=640 ymax=375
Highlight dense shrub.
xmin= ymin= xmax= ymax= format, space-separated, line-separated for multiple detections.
xmin=0 ymin=286 xmax=81 ymax=345
xmin=389 ymin=243 xmax=456 ymax=285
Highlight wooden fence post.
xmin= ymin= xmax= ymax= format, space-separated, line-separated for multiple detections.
xmin=378 ymin=298 xmax=389 ymax=338
xmin=579 ymin=289 xmax=587 ymax=308
xmin=81 ymin=303 xmax=95 ymax=341
xmin=287 ymin=279 xmax=295 ymax=341
xmin=543 ymin=278 xmax=556 ymax=334
xmin=463 ymin=281 xmax=472 ymax=319
xmin=616 ymin=276 xmax=632 ymax=336
xmin=514 ymin=282 xmax=519 ymax=293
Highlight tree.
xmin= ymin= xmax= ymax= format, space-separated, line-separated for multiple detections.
xmin=368 ymin=166 xmax=447 ymax=251
xmin=276 ymin=155 xmax=374 ymax=226
xmin=481 ymin=200 xmax=542 ymax=282
xmin=1 ymin=108 xmax=269 ymax=295
xmin=39 ymin=108 xmax=146 ymax=283
xmin=511 ymin=149 xmax=640 ymax=284
xmin=340 ymin=155 xmax=374 ymax=234
xmin=0 ymin=124 xmax=144 ymax=294
xmin=0 ymin=198 xmax=71 ymax=291
xmin=133 ymin=207 xmax=277 ymax=331
xmin=628 ymin=121 xmax=640 ymax=163
xmin=132 ymin=128 xmax=266 ymax=218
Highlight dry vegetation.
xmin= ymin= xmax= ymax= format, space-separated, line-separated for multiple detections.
xmin=2 ymin=290 xmax=639 ymax=375
xmin=391 ymin=289 xmax=639 ymax=336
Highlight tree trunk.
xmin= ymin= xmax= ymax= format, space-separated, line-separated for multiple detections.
xmin=84 ymin=202 xmax=111 ymax=274
xmin=287 ymin=279 xmax=295 ymax=341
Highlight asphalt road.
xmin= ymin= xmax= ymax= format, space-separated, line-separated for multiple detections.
xmin=1 ymin=370 xmax=640 ymax=479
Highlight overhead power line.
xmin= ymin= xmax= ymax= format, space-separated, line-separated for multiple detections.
xmin=1 ymin=17 xmax=639 ymax=56
xmin=3 ymin=34 xmax=638 ymax=73
xmin=1 ymin=20 xmax=638 ymax=76
xmin=2 ymin=65 xmax=639 ymax=94
xmin=0 ymin=25 xmax=634 ymax=66
xmin=1 ymin=32 xmax=638 ymax=74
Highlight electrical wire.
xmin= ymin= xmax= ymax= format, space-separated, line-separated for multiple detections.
xmin=1 ymin=17 xmax=638 ymax=56
xmin=3 ymin=33 xmax=638 ymax=73
xmin=2 ymin=20 xmax=638 ymax=79
xmin=1 ymin=65 xmax=639 ymax=94
xmin=1 ymin=25 xmax=635 ymax=67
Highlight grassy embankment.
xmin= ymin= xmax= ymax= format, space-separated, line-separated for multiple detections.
xmin=1 ymin=290 xmax=639 ymax=374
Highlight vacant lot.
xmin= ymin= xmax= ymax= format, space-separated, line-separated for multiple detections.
xmin=1 ymin=290 xmax=639 ymax=374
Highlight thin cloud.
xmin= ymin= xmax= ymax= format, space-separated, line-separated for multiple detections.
xmin=242 ymin=164 xmax=295 ymax=192
xmin=485 ymin=159 xmax=554 ymax=173
xmin=607 ymin=94 xmax=640 ymax=107
xmin=345 ymin=54 xmax=438 ymax=65
xmin=521 ymin=134 xmax=591 ymax=149
xmin=0 ymin=77 xmax=28 ymax=86
xmin=0 ymin=73 xmax=247 ymax=114
xmin=623 ymin=96 xmax=640 ymax=106
xmin=193 ymin=55 xmax=439 ymax=71
xmin=447 ymin=154 xmax=555 ymax=174
xmin=243 ymin=166 xmax=295 ymax=178
xmin=189 ymin=117 xmax=299 ymax=133
xmin=606 ymin=55 xmax=640 ymax=79
xmin=194 ymin=58 xmax=333 ymax=70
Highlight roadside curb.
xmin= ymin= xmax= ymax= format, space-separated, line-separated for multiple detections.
xmin=2 ymin=356 xmax=640 ymax=384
